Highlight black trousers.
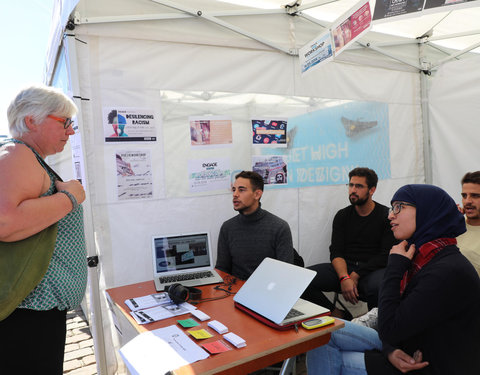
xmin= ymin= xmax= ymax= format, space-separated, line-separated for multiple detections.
xmin=301 ymin=262 xmax=385 ymax=311
xmin=0 ymin=308 xmax=67 ymax=375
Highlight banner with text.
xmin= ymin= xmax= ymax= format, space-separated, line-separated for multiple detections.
xmin=258 ymin=101 xmax=391 ymax=188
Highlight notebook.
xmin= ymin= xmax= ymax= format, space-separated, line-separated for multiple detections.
xmin=233 ymin=257 xmax=329 ymax=329
xmin=152 ymin=232 xmax=223 ymax=291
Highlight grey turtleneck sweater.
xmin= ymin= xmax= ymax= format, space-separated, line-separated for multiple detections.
xmin=215 ymin=204 xmax=294 ymax=280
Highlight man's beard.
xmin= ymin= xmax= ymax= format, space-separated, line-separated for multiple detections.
xmin=349 ymin=194 xmax=368 ymax=206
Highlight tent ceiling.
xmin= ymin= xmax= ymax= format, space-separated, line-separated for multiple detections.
xmin=70 ymin=0 xmax=480 ymax=73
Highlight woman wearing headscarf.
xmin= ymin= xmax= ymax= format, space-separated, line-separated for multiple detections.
xmin=307 ymin=184 xmax=480 ymax=374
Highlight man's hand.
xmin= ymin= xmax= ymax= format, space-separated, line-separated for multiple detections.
xmin=390 ymin=240 xmax=416 ymax=260
xmin=340 ymin=277 xmax=359 ymax=304
xmin=388 ymin=349 xmax=429 ymax=373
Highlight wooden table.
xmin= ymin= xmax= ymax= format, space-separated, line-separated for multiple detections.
xmin=106 ymin=274 xmax=344 ymax=375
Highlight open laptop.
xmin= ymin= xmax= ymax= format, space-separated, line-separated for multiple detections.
xmin=152 ymin=232 xmax=223 ymax=291
xmin=233 ymin=257 xmax=329 ymax=329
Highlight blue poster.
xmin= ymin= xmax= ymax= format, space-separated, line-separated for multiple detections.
xmin=259 ymin=101 xmax=391 ymax=188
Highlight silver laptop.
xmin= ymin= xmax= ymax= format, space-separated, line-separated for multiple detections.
xmin=233 ymin=257 xmax=329 ymax=326
xmin=152 ymin=232 xmax=223 ymax=291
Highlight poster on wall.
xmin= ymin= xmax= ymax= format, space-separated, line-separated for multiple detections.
xmin=252 ymin=118 xmax=288 ymax=147
xmin=332 ymin=0 xmax=372 ymax=56
xmin=299 ymin=30 xmax=334 ymax=75
xmin=188 ymin=158 xmax=231 ymax=193
xmin=374 ymin=0 xmax=477 ymax=21
xmin=258 ymin=101 xmax=391 ymax=189
xmin=189 ymin=116 xmax=233 ymax=148
xmin=373 ymin=0 xmax=424 ymax=20
xmin=103 ymin=107 xmax=157 ymax=143
xmin=69 ymin=118 xmax=87 ymax=189
xmin=252 ymin=155 xmax=288 ymax=185
xmin=116 ymin=150 xmax=153 ymax=200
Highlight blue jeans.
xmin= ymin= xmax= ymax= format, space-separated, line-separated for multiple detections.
xmin=306 ymin=320 xmax=383 ymax=375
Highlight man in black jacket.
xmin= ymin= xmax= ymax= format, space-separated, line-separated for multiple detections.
xmin=303 ymin=167 xmax=396 ymax=317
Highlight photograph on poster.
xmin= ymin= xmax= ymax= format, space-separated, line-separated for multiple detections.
xmin=103 ymin=107 xmax=157 ymax=143
xmin=189 ymin=116 xmax=233 ymax=148
xmin=188 ymin=158 xmax=231 ymax=193
xmin=252 ymin=155 xmax=288 ymax=185
xmin=332 ymin=0 xmax=372 ymax=55
xmin=116 ymin=150 xmax=153 ymax=200
xmin=252 ymin=119 xmax=287 ymax=147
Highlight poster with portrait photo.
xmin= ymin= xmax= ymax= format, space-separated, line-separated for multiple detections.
xmin=103 ymin=107 xmax=157 ymax=143
xmin=252 ymin=118 xmax=288 ymax=147
xmin=116 ymin=150 xmax=153 ymax=200
xmin=252 ymin=155 xmax=288 ymax=185
xmin=189 ymin=116 xmax=233 ymax=148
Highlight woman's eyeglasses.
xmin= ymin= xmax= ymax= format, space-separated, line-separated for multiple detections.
xmin=47 ymin=115 xmax=74 ymax=129
xmin=389 ymin=202 xmax=416 ymax=215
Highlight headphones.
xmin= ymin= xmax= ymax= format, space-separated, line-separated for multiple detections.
xmin=165 ymin=283 xmax=202 ymax=305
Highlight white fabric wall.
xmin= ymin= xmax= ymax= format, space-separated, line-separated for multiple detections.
xmin=61 ymin=17 xmax=424 ymax=373
xmin=430 ymin=56 xmax=480 ymax=201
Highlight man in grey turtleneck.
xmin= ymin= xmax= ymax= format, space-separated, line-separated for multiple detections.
xmin=215 ymin=171 xmax=294 ymax=280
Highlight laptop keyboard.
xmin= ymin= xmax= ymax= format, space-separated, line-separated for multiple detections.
xmin=285 ymin=307 xmax=303 ymax=320
xmin=159 ymin=271 xmax=214 ymax=284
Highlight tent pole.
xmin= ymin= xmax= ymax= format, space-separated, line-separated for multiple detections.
xmin=64 ymin=34 xmax=109 ymax=375
xmin=150 ymin=0 xmax=296 ymax=55
xmin=419 ymin=44 xmax=433 ymax=184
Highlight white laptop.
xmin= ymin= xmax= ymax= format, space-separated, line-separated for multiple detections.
xmin=152 ymin=232 xmax=223 ymax=291
xmin=233 ymin=257 xmax=329 ymax=328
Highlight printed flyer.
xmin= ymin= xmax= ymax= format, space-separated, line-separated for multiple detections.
xmin=332 ymin=0 xmax=372 ymax=56
xmin=252 ymin=155 xmax=288 ymax=185
xmin=188 ymin=158 xmax=231 ymax=193
xmin=189 ymin=116 xmax=233 ymax=148
xmin=104 ymin=107 xmax=157 ymax=142
xmin=116 ymin=150 xmax=153 ymax=200
xmin=299 ymin=30 xmax=334 ymax=75
xmin=252 ymin=118 xmax=287 ymax=147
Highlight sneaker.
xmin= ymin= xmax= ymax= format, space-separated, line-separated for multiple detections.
xmin=352 ymin=307 xmax=378 ymax=329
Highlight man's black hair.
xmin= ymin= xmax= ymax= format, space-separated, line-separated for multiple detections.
xmin=235 ymin=171 xmax=264 ymax=191
xmin=461 ymin=171 xmax=480 ymax=185
xmin=349 ymin=167 xmax=378 ymax=189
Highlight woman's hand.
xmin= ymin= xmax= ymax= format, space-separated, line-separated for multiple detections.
xmin=390 ymin=240 xmax=416 ymax=260
xmin=55 ymin=180 xmax=86 ymax=204
xmin=387 ymin=349 xmax=429 ymax=373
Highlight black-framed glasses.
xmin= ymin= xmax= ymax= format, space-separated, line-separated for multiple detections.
xmin=346 ymin=183 xmax=367 ymax=189
xmin=389 ymin=202 xmax=416 ymax=215
xmin=48 ymin=115 xmax=74 ymax=129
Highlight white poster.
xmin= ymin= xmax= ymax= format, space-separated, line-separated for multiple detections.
xmin=299 ymin=30 xmax=334 ymax=75
xmin=252 ymin=155 xmax=288 ymax=185
xmin=189 ymin=116 xmax=233 ymax=148
xmin=69 ymin=117 xmax=87 ymax=189
xmin=116 ymin=150 xmax=153 ymax=200
xmin=188 ymin=158 xmax=231 ymax=193
xmin=103 ymin=107 xmax=157 ymax=142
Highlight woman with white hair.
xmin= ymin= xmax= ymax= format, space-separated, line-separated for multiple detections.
xmin=0 ymin=85 xmax=87 ymax=374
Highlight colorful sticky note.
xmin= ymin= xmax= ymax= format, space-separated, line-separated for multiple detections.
xmin=177 ymin=318 xmax=199 ymax=328
xmin=202 ymin=340 xmax=232 ymax=354
xmin=188 ymin=329 xmax=214 ymax=340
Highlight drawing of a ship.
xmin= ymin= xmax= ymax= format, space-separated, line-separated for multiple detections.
xmin=341 ymin=116 xmax=378 ymax=137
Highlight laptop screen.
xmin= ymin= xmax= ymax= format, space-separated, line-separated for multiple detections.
xmin=152 ymin=233 xmax=212 ymax=275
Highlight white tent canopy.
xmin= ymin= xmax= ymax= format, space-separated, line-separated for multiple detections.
xmin=45 ymin=1 xmax=480 ymax=374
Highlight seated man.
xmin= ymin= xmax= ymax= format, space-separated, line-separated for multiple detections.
xmin=457 ymin=171 xmax=480 ymax=275
xmin=215 ymin=171 xmax=294 ymax=280
xmin=302 ymin=167 xmax=396 ymax=317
